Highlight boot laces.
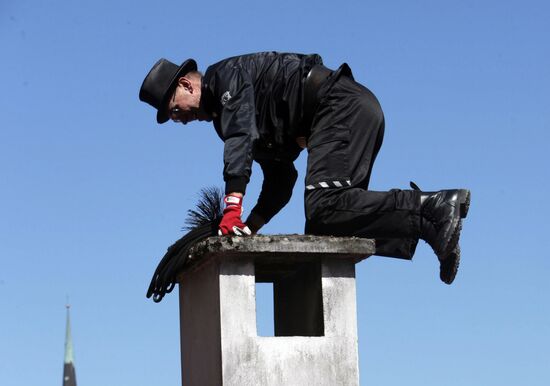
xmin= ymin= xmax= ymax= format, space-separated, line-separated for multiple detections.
xmin=411 ymin=181 xmax=441 ymax=231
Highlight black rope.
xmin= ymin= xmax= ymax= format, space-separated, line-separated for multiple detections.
xmin=146 ymin=187 xmax=224 ymax=303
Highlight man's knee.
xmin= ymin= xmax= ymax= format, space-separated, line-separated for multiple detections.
xmin=304 ymin=189 xmax=342 ymax=234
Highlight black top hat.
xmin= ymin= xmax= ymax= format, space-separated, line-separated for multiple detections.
xmin=139 ymin=58 xmax=197 ymax=124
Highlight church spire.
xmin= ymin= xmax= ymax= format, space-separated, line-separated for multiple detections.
xmin=63 ymin=304 xmax=77 ymax=386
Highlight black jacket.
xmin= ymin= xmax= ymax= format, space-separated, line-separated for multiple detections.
xmin=200 ymin=52 xmax=323 ymax=223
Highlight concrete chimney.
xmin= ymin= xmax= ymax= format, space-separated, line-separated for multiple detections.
xmin=177 ymin=235 xmax=374 ymax=386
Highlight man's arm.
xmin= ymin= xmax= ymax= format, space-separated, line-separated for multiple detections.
xmin=214 ymin=67 xmax=259 ymax=235
xmin=216 ymin=67 xmax=259 ymax=195
xmin=246 ymin=160 xmax=298 ymax=233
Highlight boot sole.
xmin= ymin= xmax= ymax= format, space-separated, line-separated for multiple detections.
xmin=441 ymin=244 xmax=460 ymax=285
xmin=442 ymin=189 xmax=470 ymax=259
xmin=460 ymin=190 xmax=471 ymax=219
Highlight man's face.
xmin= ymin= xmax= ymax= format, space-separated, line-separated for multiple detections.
xmin=166 ymin=76 xmax=210 ymax=125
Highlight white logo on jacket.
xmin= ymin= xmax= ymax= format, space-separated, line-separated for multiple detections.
xmin=221 ymin=91 xmax=232 ymax=106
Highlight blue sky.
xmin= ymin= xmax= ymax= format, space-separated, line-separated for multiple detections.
xmin=1 ymin=0 xmax=549 ymax=385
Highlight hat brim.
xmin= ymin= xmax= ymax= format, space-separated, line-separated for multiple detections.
xmin=156 ymin=59 xmax=198 ymax=124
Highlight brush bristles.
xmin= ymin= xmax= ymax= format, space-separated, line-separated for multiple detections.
xmin=147 ymin=186 xmax=224 ymax=303
xmin=184 ymin=187 xmax=224 ymax=230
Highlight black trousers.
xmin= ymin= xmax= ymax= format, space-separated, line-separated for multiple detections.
xmin=304 ymin=75 xmax=421 ymax=259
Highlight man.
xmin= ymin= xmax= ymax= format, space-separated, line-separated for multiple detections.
xmin=139 ymin=52 xmax=470 ymax=284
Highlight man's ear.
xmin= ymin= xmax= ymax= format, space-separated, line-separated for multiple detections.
xmin=178 ymin=76 xmax=193 ymax=93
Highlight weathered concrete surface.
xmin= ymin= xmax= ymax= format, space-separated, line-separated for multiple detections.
xmin=178 ymin=235 xmax=374 ymax=386
xmin=187 ymin=234 xmax=375 ymax=263
xmin=179 ymin=258 xmax=222 ymax=386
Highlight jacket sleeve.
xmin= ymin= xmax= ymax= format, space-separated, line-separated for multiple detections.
xmin=249 ymin=159 xmax=298 ymax=224
xmin=216 ymin=67 xmax=259 ymax=194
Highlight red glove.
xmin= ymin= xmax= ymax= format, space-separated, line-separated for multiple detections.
xmin=218 ymin=194 xmax=252 ymax=236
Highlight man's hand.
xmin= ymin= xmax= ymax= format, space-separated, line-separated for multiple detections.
xmin=218 ymin=193 xmax=252 ymax=236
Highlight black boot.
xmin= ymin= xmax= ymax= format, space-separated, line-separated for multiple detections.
xmin=411 ymin=182 xmax=470 ymax=284
xmin=420 ymin=189 xmax=470 ymax=257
